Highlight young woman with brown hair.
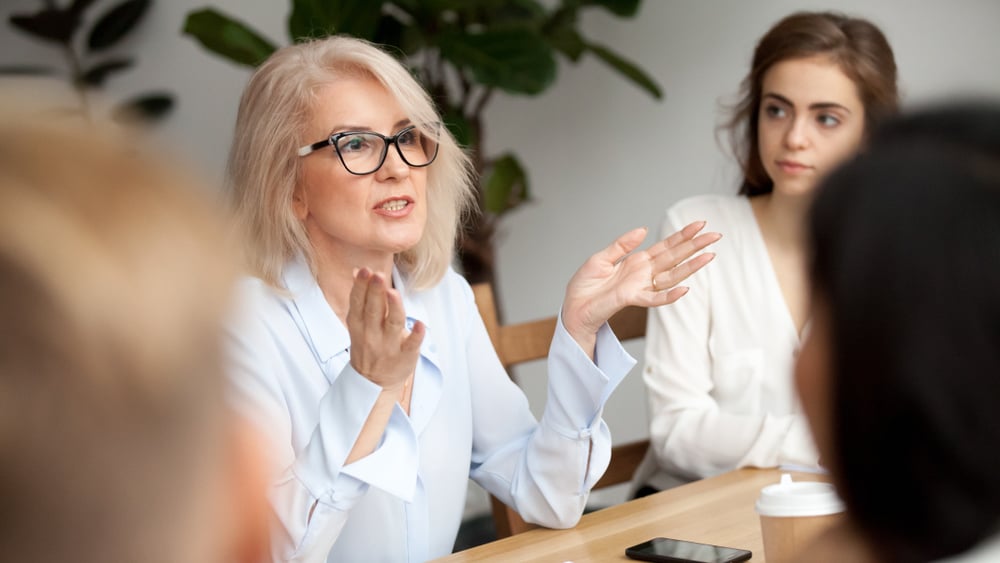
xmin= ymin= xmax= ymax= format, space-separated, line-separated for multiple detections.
xmin=635 ymin=11 xmax=900 ymax=494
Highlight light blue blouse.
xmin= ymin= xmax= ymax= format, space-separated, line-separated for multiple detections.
xmin=226 ymin=256 xmax=634 ymax=562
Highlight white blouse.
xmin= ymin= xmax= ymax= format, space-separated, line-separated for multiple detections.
xmin=939 ymin=532 xmax=1000 ymax=562
xmin=635 ymin=194 xmax=819 ymax=491
xmin=226 ymin=256 xmax=635 ymax=562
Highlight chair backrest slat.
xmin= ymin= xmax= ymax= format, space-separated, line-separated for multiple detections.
xmin=470 ymin=282 xmax=650 ymax=539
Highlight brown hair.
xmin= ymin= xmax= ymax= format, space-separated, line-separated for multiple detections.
xmin=0 ymin=101 xmax=241 ymax=562
xmin=724 ymin=11 xmax=900 ymax=196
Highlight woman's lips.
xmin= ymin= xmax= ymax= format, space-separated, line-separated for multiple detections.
xmin=776 ymin=160 xmax=813 ymax=174
xmin=374 ymin=197 xmax=414 ymax=217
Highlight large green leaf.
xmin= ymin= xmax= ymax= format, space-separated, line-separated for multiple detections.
xmin=440 ymin=107 xmax=474 ymax=148
xmin=585 ymin=42 xmax=662 ymax=99
xmin=9 ymin=8 xmax=80 ymax=44
xmin=462 ymin=0 xmax=546 ymax=27
xmin=546 ymin=27 xmax=585 ymax=61
xmin=69 ymin=0 xmax=100 ymax=16
xmin=183 ymin=9 xmax=277 ymax=68
xmin=579 ymin=0 xmax=641 ymax=17
xmin=543 ymin=6 xmax=584 ymax=62
xmin=0 ymin=65 xmax=57 ymax=76
xmin=438 ymin=28 xmax=556 ymax=95
xmin=397 ymin=0 xmax=465 ymax=14
xmin=484 ymin=153 xmax=529 ymax=214
xmin=87 ymin=0 xmax=151 ymax=52
xmin=112 ymin=92 xmax=174 ymax=123
xmin=371 ymin=13 xmax=423 ymax=55
xmin=288 ymin=0 xmax=384 ymax=41
xmin=79 ymin=57 xmax=134 ymax=86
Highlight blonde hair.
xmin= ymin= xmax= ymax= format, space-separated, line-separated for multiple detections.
xmin=0 ymin=102 xmax=239 ymax=562
xmin=227 ymin=36 xmax=476 ymax=290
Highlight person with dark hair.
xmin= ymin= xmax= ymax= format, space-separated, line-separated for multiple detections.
xmin=798 ymin=101 xmax=1000 ymax=563
xmin=634 ymin=11 xmax=900 ymax=494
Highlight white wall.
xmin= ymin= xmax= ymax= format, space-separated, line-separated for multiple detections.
xmin=4 ymin=0 xmax=999 ymax=515
xmin=488 ymin=0 xmax=1000 ymax=456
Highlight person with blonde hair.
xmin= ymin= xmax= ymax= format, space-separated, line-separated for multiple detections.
xmin=224 ymin=35 xmax=720 ymax=562
xmin=0 ymin=101 xmax=268 ymax=562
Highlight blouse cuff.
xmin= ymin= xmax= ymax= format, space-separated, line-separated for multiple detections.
xmin=294 ymin=364 xmax=420 ymax=507
xmin=541 ymin=312 xmax=635 ymax=434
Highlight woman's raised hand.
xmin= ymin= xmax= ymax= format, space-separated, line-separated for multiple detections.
xmin=561 ymin=221 xmax=721 ymax=356
xmin=346 ymin=268 xmax=424 ymax=392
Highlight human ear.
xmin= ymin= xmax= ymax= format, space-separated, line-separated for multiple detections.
xmin=292 ymin=186 xmax=309 ymax=221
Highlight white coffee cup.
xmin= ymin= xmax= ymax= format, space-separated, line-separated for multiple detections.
xmin=755 ymin=473 xmax=845 ymax=563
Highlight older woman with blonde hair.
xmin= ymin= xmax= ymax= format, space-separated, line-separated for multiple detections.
xmin=224 ymin=35 xmax=720 ymax=562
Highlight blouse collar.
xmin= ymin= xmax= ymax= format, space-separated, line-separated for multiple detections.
xmin=281 ymin=255 xmax=437 ymax=367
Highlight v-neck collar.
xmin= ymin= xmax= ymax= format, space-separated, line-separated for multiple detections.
xmin=281 ymin=255 xmax=438 ymax=365
xmin=280 ymin=256 xmax=444 ymax=435
xmin=740 ymin=197 xmax=809 ymax=344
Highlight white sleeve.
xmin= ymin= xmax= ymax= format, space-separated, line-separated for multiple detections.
xmin=226 ymin=295 xmax=419 ymax=562
xmin=465 ymin=287 xmax=636 ymax=528
xmin=643 ymin=208 xmax=817 ymax=481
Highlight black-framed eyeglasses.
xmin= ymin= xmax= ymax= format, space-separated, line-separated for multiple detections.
xmin=297 ymin=123 xmax=440 ymax=175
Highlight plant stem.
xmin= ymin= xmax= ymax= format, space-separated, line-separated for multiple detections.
xmin=471 ymin=87 xmax=493 ymax=120
xmin=60 ymin=42 xmax=91 ymax=120
xmin=458 ymin=69 xmax=472 ymax=114
xmin=421 ymin=49 xmax=434 ymax=86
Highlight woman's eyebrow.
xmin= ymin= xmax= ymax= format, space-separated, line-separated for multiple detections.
xmin=324 ymin=119 xmax=414 ymax=136
xmin=763 ymin=92 xmax=852 ymax=113
xmin=325 ymin=124 xmax=370 ymax=136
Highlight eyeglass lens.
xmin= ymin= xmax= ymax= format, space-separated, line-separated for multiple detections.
xmin=335 ymin=126 xmax=438 ymax=174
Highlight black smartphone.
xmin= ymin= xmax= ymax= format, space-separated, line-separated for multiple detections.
xmin=625 ymin=537 xmax=752 ymax=563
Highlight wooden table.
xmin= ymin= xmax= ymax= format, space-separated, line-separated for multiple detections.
xmin=433 ymin=468 xmax=827 ymax=562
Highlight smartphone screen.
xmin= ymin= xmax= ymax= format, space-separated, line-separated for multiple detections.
xmin=625 ymin=537 xmax=752 ymax=563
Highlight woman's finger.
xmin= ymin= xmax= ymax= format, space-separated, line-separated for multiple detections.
xmin=660 ymin=286 xmax=691 ymax=305
xmin=652 ymin=252 xmax=716 ymax=290
xmin=401 ymin=320 xmax=425 ymax=355
xmin=364 ymin=272 xmax=389 ymax=324
xmin=648 ymin=221 xmax=707 ymax=259
xmin=595 ymin=227 xmax=648 ymax=266
xmin=650 ymin=231 xmax=721 ymax=273
xmin=348 ymin=267 xmax=373 ymax=325
xmin=384 ymin=288 xmax=407 ymax=334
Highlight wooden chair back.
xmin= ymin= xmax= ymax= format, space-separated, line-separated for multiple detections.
xmin=471 ymin=282 xmax=650 ymax=538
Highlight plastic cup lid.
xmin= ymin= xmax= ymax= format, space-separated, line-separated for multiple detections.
xmin=755 ymin=473 xmax=845 ymax=517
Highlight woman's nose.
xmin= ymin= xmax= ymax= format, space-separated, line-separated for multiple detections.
xmin=783 ymin=118 xmax=810 ymax=150
xmin=376 ymin=144 xmax=410 ymax=180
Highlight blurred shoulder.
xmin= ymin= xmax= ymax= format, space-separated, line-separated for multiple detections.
xmin=235 ymin=275 xmax=284 ymax=307
xmin=228 ymin=275 xmax=295 ymax=331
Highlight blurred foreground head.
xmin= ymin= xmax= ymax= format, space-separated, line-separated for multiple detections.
xmin=800 ymin=101 xmax=1000 ymax=562
xmin=0 ymin=96 xmax=265 ymax=562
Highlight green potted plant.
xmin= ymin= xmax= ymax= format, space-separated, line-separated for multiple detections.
xmin=183 ymin=0 xmax=661 ymax=286
xmin=3 ymin=0 xmax=173 ymax=123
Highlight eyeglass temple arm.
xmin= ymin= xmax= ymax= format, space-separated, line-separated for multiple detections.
xmin=297 ymin=139 xmax=331 ymax=157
